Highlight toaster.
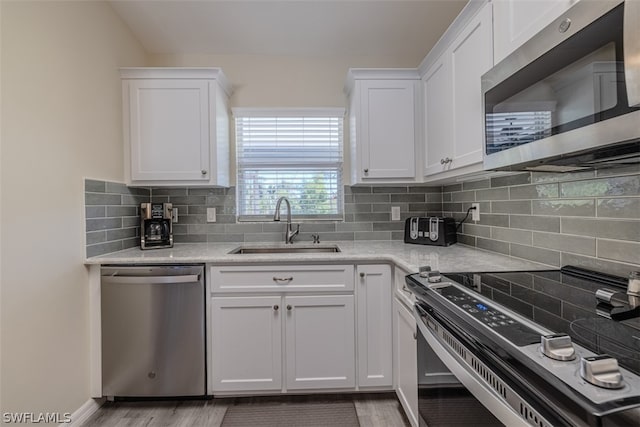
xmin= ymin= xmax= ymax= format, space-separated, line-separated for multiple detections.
xmin=404 ymin=217 xmax=457 ymax=246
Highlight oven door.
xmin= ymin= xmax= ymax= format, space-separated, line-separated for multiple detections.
xmin=414 ymin=302 xmax=533 ymax=427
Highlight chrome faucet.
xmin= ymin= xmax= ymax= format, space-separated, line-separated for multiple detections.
xmin=273 ymin=196 xmax=299 ymax=244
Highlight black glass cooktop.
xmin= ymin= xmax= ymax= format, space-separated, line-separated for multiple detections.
xmin=440 ymin=266 xmax=640 ymax=376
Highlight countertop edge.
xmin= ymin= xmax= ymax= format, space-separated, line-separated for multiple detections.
xmin=84 ymin=241 xmax=553 ymax=274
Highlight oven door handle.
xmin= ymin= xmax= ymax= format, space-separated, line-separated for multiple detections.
xmin=413 ymin=303 xmax=436 ymax=342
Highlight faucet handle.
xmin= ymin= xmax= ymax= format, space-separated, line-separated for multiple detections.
xmin=312 ymin=233 xmax=320 ymax=244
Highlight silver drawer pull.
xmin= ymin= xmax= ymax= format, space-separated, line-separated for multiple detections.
xmin=402 ymin=284 xmax=412 ymax=295
xmin=273 ymin=276 xmax=293 ymax=283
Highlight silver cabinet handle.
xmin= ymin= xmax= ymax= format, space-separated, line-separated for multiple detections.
xmin=201 ymin=170 xmax=208 ymax=175
xmin=440 ymin=157 xmax=452 ymax=164
xmin=363 ymin=168 xmax=369 ymax=173
xmin=273 ymin=305 xmax=279 ymax=311
xmin=402 ymin=284 xmax=412 ymax=295
xmin=273 ymin=276 xmax=293 ymax=283
xmin=287 ymin=305 xmax=292 ymax=311
xmin=359 ymin=272 xmax=365 ymax=278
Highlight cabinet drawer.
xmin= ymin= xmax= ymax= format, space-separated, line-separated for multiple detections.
xmin=394 ymin=267 xmax=415 ymax=308
xmin=210 ymin=265 xmax=355 ymax=293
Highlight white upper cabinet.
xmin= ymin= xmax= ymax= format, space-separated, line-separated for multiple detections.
xmin=345 ymin=70 xmax=420 ymax=184
xmin=121 ymin=68 xmax=232 ymax=187
xmin=493 ymin=0 xmax=578 ymax=65
xmin=423 ymin=55 xmax=453 ymax=177
xmin=422 ymin=2 xmax=493 ymax=178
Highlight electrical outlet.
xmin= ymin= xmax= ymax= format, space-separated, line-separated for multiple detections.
xmin=172 ymin=207 xmax=178 ymax=223
xmin=471 ymin=203 xmax=480 ymax=221
xmin=207 ymin=207 xmax=217 ymax=223
xmin=391 ymin=206 xmax=401 ymax=221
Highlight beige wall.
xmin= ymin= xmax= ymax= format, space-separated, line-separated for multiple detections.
xmin=150 ymin=53 xmax=418 ymax=184
xmin=150 ymin=53 xmax=417 ymax=107
xmin=1 ymin=0 xmax=146 ymax=418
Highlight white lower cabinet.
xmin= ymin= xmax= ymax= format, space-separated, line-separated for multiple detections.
xmin=210 ymin=264 xmax=357 ymax=394
xmin=394 ymin=298 xmax=418 ymax=427
xmin=210 ymin=263 xmax=397 ymax=395
xmin=356 ymin=264 xmax=392 ymax=387
xmin=285 ymin=295 xmax=355 ymax=390
xmin=211 ymin=294 xmax=355 ymax=393
xmin=211 ymin=296 xmax=282 ymax=392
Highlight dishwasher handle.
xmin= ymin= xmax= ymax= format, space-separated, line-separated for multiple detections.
xmin=102 ymin=274 xmax=200 ymax=285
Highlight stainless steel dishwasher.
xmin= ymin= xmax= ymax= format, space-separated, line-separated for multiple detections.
xmin=101 ymin=265 xmax=205 ymax=398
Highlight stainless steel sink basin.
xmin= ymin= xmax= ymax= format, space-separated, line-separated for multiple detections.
xmin=228 ymin=245 xmax=341 ymax=254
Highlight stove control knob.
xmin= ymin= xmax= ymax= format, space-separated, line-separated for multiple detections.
xmin=541 ymin=334 xmax=576 ymax=361
xmin=419 ymin=266 xmax=431 ymax=278
xmin=580 ymin=355 xmax=624 ymax=389
xmin=427 ymin=271 xmax=442 ymax=283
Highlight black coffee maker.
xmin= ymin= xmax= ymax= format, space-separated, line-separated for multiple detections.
xmin=140 ymin=203 xmax=173 ymax=250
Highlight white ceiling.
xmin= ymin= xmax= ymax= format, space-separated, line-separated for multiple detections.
xmin=109 ymin=0 xmax=468 ymax=62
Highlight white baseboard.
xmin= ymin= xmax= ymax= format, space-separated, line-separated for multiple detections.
xmin=64 ymin=398 xmax=105 ymax=427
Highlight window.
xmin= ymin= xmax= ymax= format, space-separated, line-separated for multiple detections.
xmin=234 ymin=108 xmax=344 ymax=221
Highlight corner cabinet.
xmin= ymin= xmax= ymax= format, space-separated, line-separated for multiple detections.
xmin=422 ymin=2 xmax=493 ymax=179
xmin=345 ymin=69 xmax=421 ymax=184
xmin=393 ymin=267 xmax=418 ymax=427
xmin=120 ymin=68 xmax=232 ymax=187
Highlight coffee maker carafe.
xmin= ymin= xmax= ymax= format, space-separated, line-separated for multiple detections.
xmin=141 ymin=203 xmax=173 ymax=250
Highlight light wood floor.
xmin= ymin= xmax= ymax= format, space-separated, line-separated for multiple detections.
xmin=79 ymin=393 xmax=410 ymax=427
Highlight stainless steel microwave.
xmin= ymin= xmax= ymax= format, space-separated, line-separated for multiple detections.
xmin=482 ymin=0 xmax=640 ymax=172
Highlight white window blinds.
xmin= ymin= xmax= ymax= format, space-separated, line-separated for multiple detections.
xmin=234 ymin=108 xmax=345 ymax=221
xmin=485 ymin=111 xmax=553 ymax=154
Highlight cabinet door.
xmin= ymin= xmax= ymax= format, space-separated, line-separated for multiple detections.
xmin=211 ymin=296 xmax=282 ymax=392
xmin=394 ymin=299 xmax=418 ymax=427
xmin=451 ymin=3 xmax=493 ymax=170
xmin=128 ymin=79 xmax=210 ymax=182
xmin=493 ymin=0 xmax=576 ymax=64
xmin=356 ymin=264 xmax=392 ymax=387
xmin=423 ymin=55 xmax=453 ymax=176
xmin=285 ymin=295 xmax=355 ymax=390
xmin=359 ymin=80 xmax=416 ymax=180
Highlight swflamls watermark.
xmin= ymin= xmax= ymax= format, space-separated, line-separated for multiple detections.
xmin=2 ymin=412 xmax=72 ymax=423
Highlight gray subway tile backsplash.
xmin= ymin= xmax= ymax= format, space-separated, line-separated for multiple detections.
xmin=531 ymin=232 xmax=596 ymax=257
xmin=442 ymin=170 xmax=640 ymax=276
xmin=596 ymin=239 xmax=640 ymax=265
xmin=560 ymin=175 xmax=640 ymax=198
xmin=532 ymin=199 xmax=596 ymax=217
xmin=596 ymin=198 xmax=640 ymax=218
xmin=561 ymin=217 xmax=640 ymax=242
xmin=85 ymin=171 xmax=639 ymax=277
xmin=84 ymin=178 xmax=149 ymax=257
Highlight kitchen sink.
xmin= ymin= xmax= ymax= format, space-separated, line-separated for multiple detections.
xmin=228 ymin=244 xmax=341 ymax=254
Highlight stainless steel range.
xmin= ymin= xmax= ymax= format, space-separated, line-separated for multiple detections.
xmin=406 ymin=266 xmax=640 ymax=427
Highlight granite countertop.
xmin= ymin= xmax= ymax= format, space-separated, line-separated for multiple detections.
xmin=85 ymin=241 xmax=552 ymax=274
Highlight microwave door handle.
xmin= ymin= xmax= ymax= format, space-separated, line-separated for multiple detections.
xmin=625 ymin=0 xmax=640 ymax=107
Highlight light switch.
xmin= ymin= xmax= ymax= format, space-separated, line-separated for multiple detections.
xmin=207 ymin=208 xmax=217 ymax=223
